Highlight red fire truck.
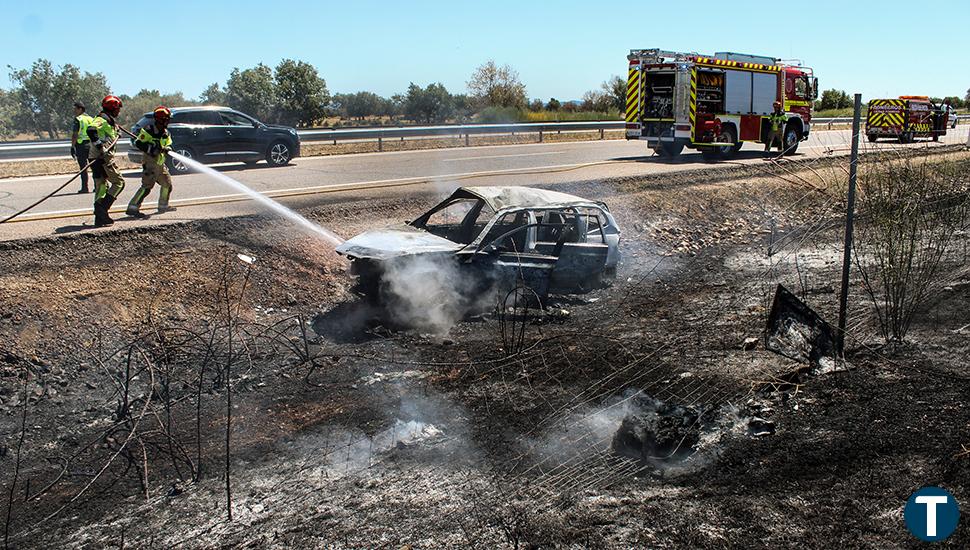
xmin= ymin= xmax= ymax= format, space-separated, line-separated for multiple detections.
xmin=865 ymin=96 xmax=947 ymax=143
xmin=625 ymin=49 xmax=817 ymax=159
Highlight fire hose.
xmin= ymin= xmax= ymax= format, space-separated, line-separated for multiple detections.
xmin=0 ymin=137 xmax=118 ymax=225
xmin=0 ymin=125 xmax=157 ymax=225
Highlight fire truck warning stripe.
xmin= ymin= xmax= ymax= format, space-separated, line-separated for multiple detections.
xmin=694 ymin=57 xmax=780 ymax=72
xmin=689 ymin=69 xmax=697 ymax=137
xmin=626 ymin=67 xmax=640 ymax=123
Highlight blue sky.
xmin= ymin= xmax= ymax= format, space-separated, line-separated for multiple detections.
xmin=3 ymin=0 xmax=968 ymax=102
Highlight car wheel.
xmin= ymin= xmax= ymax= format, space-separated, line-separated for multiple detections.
xmin=166 ymin=147 xmax=195 ymax=174
xmin=782 ymin=124 xmax=800 ymax=155
xmin=867 ymin=134 xmax=878 ymax=143
xmin=267 ymin=141 xmax=292 ymax=166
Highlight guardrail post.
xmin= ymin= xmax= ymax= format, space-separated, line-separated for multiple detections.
xmin=539 ymin=130 xmax=543 ymax=143
xmin=465 ymin=133 xmax=469 ymax=147
xmin=600 ymin=128 xmax=605 ymax=140
xmin=378 ymin=135 xmax=383 ymax=152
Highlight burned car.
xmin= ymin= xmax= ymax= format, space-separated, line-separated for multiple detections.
xmin=335 ymin=186 xmax=621 ymax=309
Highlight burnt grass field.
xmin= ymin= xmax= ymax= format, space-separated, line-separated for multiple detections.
xmin=0 ymin=150 xmax=968 ymax=548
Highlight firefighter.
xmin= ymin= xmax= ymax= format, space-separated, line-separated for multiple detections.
xmin=89 ymin=95 xmax=126 ymax=227
xmin=70 ymin=102 xmax=94 ymax=193
xmin=126 ymin=106 xmax=174 ymax=218
xmin=765 ymin=101 xmax=786 ymax=156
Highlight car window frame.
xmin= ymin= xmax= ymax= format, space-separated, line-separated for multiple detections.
xmin=219 ymin=110 xmax=257 ymax=127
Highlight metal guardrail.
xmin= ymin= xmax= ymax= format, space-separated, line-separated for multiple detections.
xmin=0 ymin=117 xmax=963 ymax=162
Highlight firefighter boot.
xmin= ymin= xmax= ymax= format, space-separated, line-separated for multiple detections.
xmin=94 ymin=195 xmax=116 ymax=227
xmin=157 ymin=184 xmax=175 ymax=213
xmin=126 ymin=186 xmax=150 ymax=219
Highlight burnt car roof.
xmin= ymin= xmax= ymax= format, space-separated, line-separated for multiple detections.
xmin=453 ymin=186 xmax=606 ymax=211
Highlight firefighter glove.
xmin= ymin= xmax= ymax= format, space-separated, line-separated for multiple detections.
xmin=70 ymin=145 xmax=77 ymax=159
xmin=148 ymin=143 xmax=160 ymax=157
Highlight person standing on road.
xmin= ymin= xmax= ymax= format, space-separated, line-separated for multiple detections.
xmin=127 ymin=106 xmax=174 ymax=218
xmin=89 ymin=95 xmax=126 ymax=227
xmin=765 ymin=101 xmax=786 ymax=156
xmin=70 ymin=102 xmax=94 ymax=193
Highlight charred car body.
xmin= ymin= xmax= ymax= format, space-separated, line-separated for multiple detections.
xmin=335 ymin=186 xmax=621 ymax=308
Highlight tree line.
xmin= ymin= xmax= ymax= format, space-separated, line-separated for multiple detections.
xmin=0 ymin=58 xmax=625 ymax=140
xmin=816 ymin=88 xmax=970 ymax=111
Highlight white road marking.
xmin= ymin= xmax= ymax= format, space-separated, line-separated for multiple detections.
xmin=10 ymin=160 xmax=622 ymax=220
xmin=442 ymin=151 xmax=563 ymax=162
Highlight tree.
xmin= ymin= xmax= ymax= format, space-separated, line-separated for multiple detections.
xmin=467 ymin=60 xmax=527 ymax=109
xmin=546 ymin=98 xmax=561 ymax=111
xmin=0 ymin=89 xmax=17 ymax=139
xmin=942 ymin=96 xmax=963 ymax=109
xmin=602 ymin=75 xmax=626 ymax=112
xmin=528 ymin=98 xmax=543 ymax=112
xmin=273 ymin=59 xmax=328 ymax=127
xmin=199 ymin=83 xmax=226 ymax=105
xmin=451 ymin=94 xmax=473 ymax=122
xmin=225 ymin=64 xmax=276 ymax=122
xmin=817 ymin=89 xmax=852 ymax=111
xmin=965 ymin=87 xmax=970 ymax=105
xmin=7 ymin=59 xmax=108 ymax=139
xmin=581 ymin=90 xmax=612 ymax=112
xmin=404 ymin=82 xmax=454 ymax=123
xmin=338 ymin=91 xmax=384 ymax=120
xmin=119 ymin=89 xmax=196 ymax=127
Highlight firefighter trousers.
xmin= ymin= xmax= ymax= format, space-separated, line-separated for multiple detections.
xmin=91 ymin=147 xmax=126 ymax=201
xmin=128 ymin=159 xmax=173 ymax=212
xmin=764 ymin=128 xmax=782 ymax=152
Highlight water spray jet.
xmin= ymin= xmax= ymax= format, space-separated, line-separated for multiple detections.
xmin=166 ymin=151 xmax=344 ymax=247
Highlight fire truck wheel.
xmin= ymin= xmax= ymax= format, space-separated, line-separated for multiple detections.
xmin=899 ymin=132 xmax=913 ymax=144
xmin=658 ymin=141 xmax=683 ymax=158
xmin=717 ymin=128 xmax=738 ymax=159
xmin=782 ymin=124 xmax=800 ymax=156
xmin=867 ymin=134 xmax=878 ymax=143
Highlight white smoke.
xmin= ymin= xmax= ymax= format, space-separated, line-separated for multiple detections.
xmin=381 ymin=253 xmax=496 ymax=336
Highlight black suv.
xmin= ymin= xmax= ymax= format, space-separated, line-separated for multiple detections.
xmin=127 ymin=106 xmax=301 ymax=173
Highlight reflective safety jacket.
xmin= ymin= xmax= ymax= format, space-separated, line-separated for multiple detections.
xmin=135 ymin=123 xmax=173 ymax=166
xmin=768 ymin=111 xmax=787 ymax=132
xmin=86 ymin=112 xmax=118 ymax=144
xmin=75 ymin=114 xmax=94 ymax=143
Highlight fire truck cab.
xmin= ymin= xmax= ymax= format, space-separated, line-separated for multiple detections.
xmin=625 ymin=49 xmax=817 ymax=159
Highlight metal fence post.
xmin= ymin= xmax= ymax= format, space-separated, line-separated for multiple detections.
xmin=837 ymin=93 xmax=862 ymax=355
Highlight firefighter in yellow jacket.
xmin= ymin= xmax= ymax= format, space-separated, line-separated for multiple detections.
xmin=89 ymin=95 xmax=126 ymax=227
xmin=127 ymin=106 xmax=174 ymax=218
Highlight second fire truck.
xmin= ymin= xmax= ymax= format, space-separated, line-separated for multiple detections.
xmin=625 ymin=49 xmax=817 ymax=159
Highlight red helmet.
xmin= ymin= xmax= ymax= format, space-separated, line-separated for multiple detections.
xmin=153 ymin=106 xmax=172 ymax=123
xmin=101 ymin=95 xmax=122 ymax=114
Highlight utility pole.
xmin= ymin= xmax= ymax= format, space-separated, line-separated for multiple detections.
xmin=837 ymin=93 xmax=862 ymax=355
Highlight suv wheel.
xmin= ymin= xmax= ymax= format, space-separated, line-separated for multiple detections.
xmin=267 ymin=141 xmax=292 ymax=166
xmin=167 ymin=147 xmax=195 ymax=174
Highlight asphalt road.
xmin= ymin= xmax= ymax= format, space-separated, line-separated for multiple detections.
xmin=1 ymin=126 xmax=966 ymax=242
